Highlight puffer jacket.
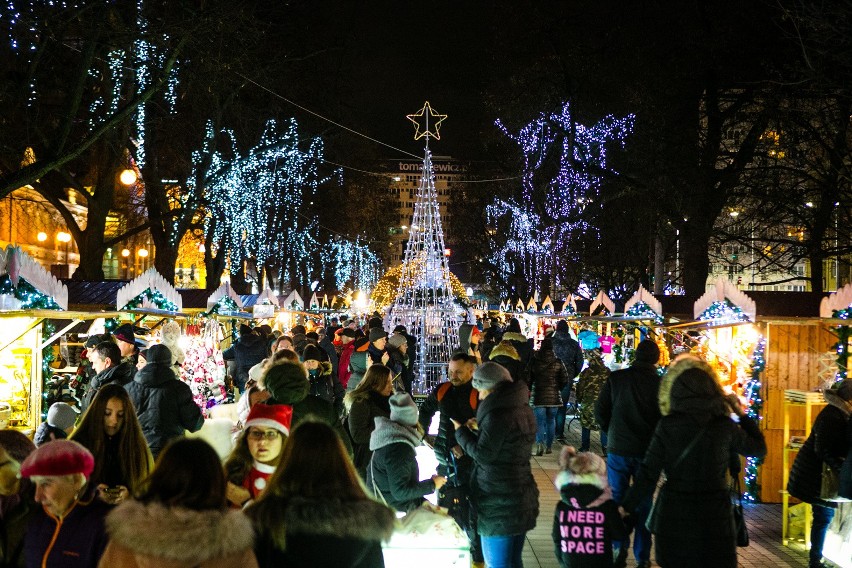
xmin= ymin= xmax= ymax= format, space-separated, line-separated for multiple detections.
xmin=347 ymin=391 xmax=391 ymax=479
xmin=346 ymin=341 xmax=370 ymax=392
xmin=529 ymin=348 xmax=569 ymax=407
xmin=97 ymin=500 xmax=258 ymax=568
xmin=788 ymin=388 xmax=851 ymax=507
xmin=81 ymin=361 xmax=135 ymax=412
xmin=576 ymin=355 xmax=609 ymax=430
xmin=622 ymin=357 xmax=766 ymax=567
xmin=125 ymin=362 xmax=204 ymax=457
xmin=551 ymin=330 xmax=584 ymax=379
xmin=222 ymin=333 xmax=268 ymax=390
xmin=308 ymin=361 xmax=345 ymax=418
xmin=368 ymin=417 xmax=435 ymax=513
xmin=456 ymin=379 xmax=539 ymax=536
xmin=251 ymin=496 xmax=395 ymax=568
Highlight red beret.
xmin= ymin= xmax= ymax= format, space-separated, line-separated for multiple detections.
xmin=20 ymin=440 xmax=94 ymax=478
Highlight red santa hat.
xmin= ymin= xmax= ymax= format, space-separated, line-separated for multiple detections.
xmin=20 ymin=440 xmax=94 ymax=479
xmin=244 ymin=403 xmax=293 ymax=437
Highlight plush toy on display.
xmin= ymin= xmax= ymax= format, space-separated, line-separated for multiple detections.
xmin=179 ymin=319 xmax=228 ymax=416
xmin=160 ymin=320 xmax=185 ymax=366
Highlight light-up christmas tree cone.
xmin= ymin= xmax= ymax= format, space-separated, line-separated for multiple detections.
xmin=387 ymin=102 xmax=460 ymax=394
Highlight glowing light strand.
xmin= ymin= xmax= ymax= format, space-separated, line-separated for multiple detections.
xmin=743 ymin=336 xmax=766 ymax=501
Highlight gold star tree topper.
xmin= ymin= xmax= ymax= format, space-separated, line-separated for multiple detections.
xmin=407 ymin=101 xmax=447 ymax=140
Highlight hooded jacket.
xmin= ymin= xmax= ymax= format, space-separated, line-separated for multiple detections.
xmin=456 ymin=379 xmax=539 ymax=536
xmin=125 ymin=363 xmax=204 ymax=456
xmin=347 ymin=391 xmax=391 ymax=479
xmin=367 ymin=416 xmax=434 ymax=513
xmin=81 ymin=361 xmax=135 ymax=412
xmin=788 ymin=387 xmax=851 ymax=506
xmin=308 ymin=361 xmax=345 ymax=418
xmin=97 ymin=500 xmax=258 ymax=568
xmin=552 ymin=469 xmax=626 ymax=568
xmin=501 ymin=331 xmax=532 ymax=366
xmin=594 ymin=361 xmax=662 ymax=457
xmin=576 ymin=355 xmax=609 ymax=430
xmin=529 ymin=348 xmax=569 ymax=407
xmin=622 ymin=357 xmax=766 ymax=565
xmin=338 ymin=341 xmax=356 ymax=389
xmin=252 ymin=496 xmax=395 ymax=568
xmin=222 ymin=333 xmax=267 ymax=389
xmin=489 ymin=342 xmax=529 ymax=385
xmin=551 ymin=330 xmax=584 ymax=379
xmin=346 ymin=341 xmax=370 ymax=392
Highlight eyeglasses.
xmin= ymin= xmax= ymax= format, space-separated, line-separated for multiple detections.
xmin=247 ymin=429 xmax=281 ymax=441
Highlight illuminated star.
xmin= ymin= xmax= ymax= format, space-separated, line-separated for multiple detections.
xmin=406 ymin=101 xmax=447 ymax=140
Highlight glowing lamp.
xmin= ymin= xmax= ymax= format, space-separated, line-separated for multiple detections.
xmin=119 ymin=169 xmax=138 ymax=185
xmin=56 ymin=232 xmax=71 ymax=243
xmin=121 ymin=249 xmax=131 ymax=258
xmin=137 ymin=248 xmax=149 ymax=258
xmin=36 ymin=232 xmax=47 ymax=242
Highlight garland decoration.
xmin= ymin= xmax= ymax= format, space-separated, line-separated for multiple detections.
xmin=119 ymin=287 xmax=179 ymax=312
xmin=624 ymin=301 xmax=664 ymax=325
xmin=697 ymin=300 xmax=750 ymax=323
xmin=41 ymin=321 xmax=55 ymax=420
xmin=742 ymin=336 xmax=766 ymax=501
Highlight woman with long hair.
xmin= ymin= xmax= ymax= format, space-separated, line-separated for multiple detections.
xmin=247 ymin=421 xmax=395 ymax=568
xmin=345 ymin=365 xmax=393 ymax=480
xmin=70 ymin=383 xmax=153 ymax=505
xmin=224 ymin=404 xmax=293 ymax=508
xmin=98 ymin=438 xmax=258 ymax=568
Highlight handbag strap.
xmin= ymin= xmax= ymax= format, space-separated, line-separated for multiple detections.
xmin=370 ymin=459 xmax=389 ymax=505
xmin=670 ymin=424 xmax=709 ymax=473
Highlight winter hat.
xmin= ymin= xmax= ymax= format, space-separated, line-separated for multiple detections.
xmin=555 ymin=320 xmax=569 ymax=333
xmin=290 ymin=324 xmax=307 ymax=336
xmin=239 ymin=324 xmax=254 ymax=337
xmin=302 ymin=344 xmax=324 ymax=363
xmin=244 ymin=403 xmax=293 ymax=437
xmin=634 ymin=339 xmax=661 ymax=364
xmin=258 ymin=324 xmax=273 ymax=337
xmin=472 ymin=361 xmax=512 ymax=391
xmin=369 ymin=328 xmax=388 ymax=342
xmin=20 ymin=440 xmax=94 ymax=478
xmin=558 ymin=446 xmax=607 ymax=476
xmin=47 ymin=402 xmax=77 ymax=431
xmin=306 ymin=331 xmax=319 ymax=341
xmin=113 ymin=324 xmax=135 ymax=345
xmin=393 ymin=325 xmax=407 ymax=333
xmin=389 ymin=393 xmax=419 ymax=426
xmin=145 ymin=344 xmax=173 ymax=366
xmin=263 ymin=361 xmax=310 ymax=404
xmin=828 ymin=379 xmax=852 ymax=402
xmin=539 ymin=337 xmax=554 ymax=351
xmin=368 ymin=317 xmax=384 ymax=330
xmin=341 ymin=328 xmax=357 ymax=339
xmin=388 ymin=334 xmax=407 ymax=349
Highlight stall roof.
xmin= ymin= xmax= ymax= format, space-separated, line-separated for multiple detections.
xmin=64 ymin=280 xmax=210 ymax=311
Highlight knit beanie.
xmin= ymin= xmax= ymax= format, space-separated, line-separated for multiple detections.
xmin=389 ymin=393 xmax=419 ymax=426
xmin=472 ymin=361 xmax=512 ymax=391
xmin=302 ymin=344 xmax=324 ymax=363
xmin=20 ymin=440 xmax=94 ymax=478
xmin=244 ymin=403 xmax=293 ymax=436
xmin=113 ymin=323 xmax=135 ymax=345
xmin=388 ymin=334 xmax=407 ymax=349
xmin=369 ymin=328 xmax=388 ymax=342
xmin=145 ymin=344 xmax=173 ymax=366
xmin=341 ymin=328 xmax=357 ymax=338
xmin=263 ymin=361 xmax=310 ymax=404
xmin=634 ymin=339 xmax=661 ymax=364
xmin=47 ymin=402 xmax=77 ymax=431
xmin=393 ymin=325 xmax=407 ymax=333
xmin=368 ymin=317 xmax=384 ymax=330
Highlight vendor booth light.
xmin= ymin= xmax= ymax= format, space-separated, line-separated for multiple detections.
xmin=119 ymin=168 xmax=138 ymax=185
xmin=121 ymin=249 xmax=130 ymax=258
xmin=137 ymin=248 xmax=149 ymax=258
xmin=56 ymin=232 xmax=71 ymax=244
xmin=36 ymin=232 xmax=47 ymax=242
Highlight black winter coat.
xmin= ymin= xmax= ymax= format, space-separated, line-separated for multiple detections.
xmin=368 ymin=418 xmax=435 ymax=513
xmin=529 ymin=349 xmax=569 ymax=407
xmin=318 ymin=335 xmax=339 ymax=379
xmin=222 ymin=333 xmax=267 ymax=389
xmin=595 ymin=362 xmax=662 ymax=458
xmin=456 ymin=379 xmax=539 ymax=537
xmin=34 ymin=423 xmax=68 ymax=446
xmin=308 ymin=361 xmax=345 ymax=418
xmin=347 ymin=391 xmax=391 ymax=479
xmin=623 ymin=414 xmax=766 ymax=567
xmin=551 ymin=331 xmax=584 ymax=379
xmin=418 ymin=380 xmax=478 ymax=474
xmin=788 ymin=393 xmax=850 ymax=506
xmin=81 ymin=361 xmax=135 ymax=412
xmin=125 ymin=363 xmax=204 ymax=456
xmin=252 ymin=497 xmax=395 ymax=568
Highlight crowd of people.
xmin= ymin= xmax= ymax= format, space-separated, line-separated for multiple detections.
xmin=0 ymin=314 xmax=793 ymax=568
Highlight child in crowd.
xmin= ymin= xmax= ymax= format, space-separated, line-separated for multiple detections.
xmin=553 ymin=446 xmax=626 ymax=567
xmin=34 ymin=402 xmax=77 ymax=446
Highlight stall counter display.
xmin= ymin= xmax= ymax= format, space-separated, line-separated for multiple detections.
xmin=0 ymin=316 xmax=43 ymax=431
xmin=179 ymin=319 xmax=228 ymax=416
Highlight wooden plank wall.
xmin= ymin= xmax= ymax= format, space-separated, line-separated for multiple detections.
xmin=759 ymin=321 xmax=836 ymax=502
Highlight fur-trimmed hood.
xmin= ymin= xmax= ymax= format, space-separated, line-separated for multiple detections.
xmin=555 ymin=471 xmax=612 ymax=509
xmin=106 ymin=500 xmax=254 ymax=562
xmin=658 ymin=354 xmax=725 ymax=417
xmin=489 ymin=341 xmax=521 ymax=361
xmin=501 ymin=331 xmax=528 ymax=343
xmin=824 ymin=387 xmax=852 ymax=417
xmin=276 ymin=497 xmax=396 ymax=542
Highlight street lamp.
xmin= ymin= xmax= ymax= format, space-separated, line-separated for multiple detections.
xmin=56 ymin=232 xmax=72 ymax=278
xmin=119 ymin=168 xmax=138 ymax=186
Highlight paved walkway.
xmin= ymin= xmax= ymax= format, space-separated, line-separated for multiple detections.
xmin=522 ymin=423 xmax=810 ymax=567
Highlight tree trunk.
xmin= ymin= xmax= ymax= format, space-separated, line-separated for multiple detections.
xmin=681 ymin=219 xmax=714 ymax=298
xmin=809 ymin=250 xmax=826 ymax=293
xmin=653 ymin=232 xmax=666 ymax=294
xmin=154 ymin=244 xmax=178 ymax=284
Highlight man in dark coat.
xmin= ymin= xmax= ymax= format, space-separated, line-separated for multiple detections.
xmin=81 ymin=341 xmax=135 ymax=413
xmin=454 ymin=362 xmax=538 ymax=567
xmin=788 ymin=380 xmax=852 ymax=568
xmin=125 ymin=344 xmax=203 ymax=458
xmin=316 ymin=327 xmax=339 ymax=379
xmin=594 ymin=339 xmax=661 ymax=568
xmin=367 ymin=328 xmax=389 ymax=366
xmin=419 ymin=353 xmax=482 ymax=563
xmin=552 ymin=320 xmax=584 ymax=443
xmin=222 ymin=325 xmax=267 ymax=392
